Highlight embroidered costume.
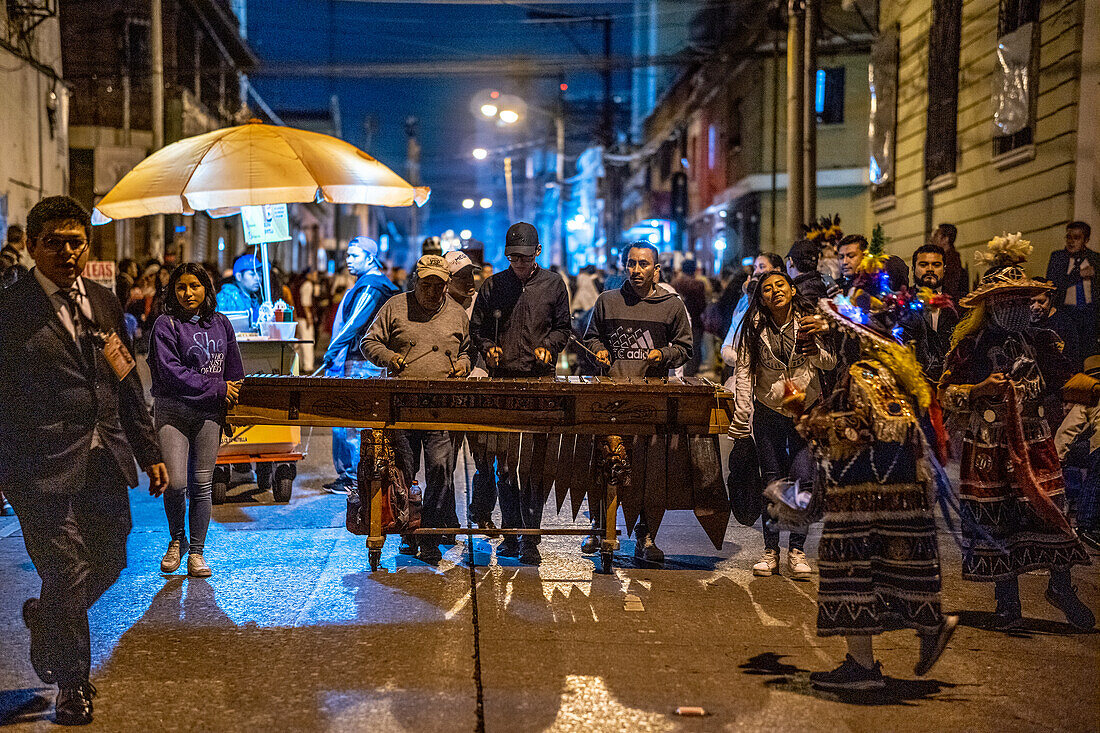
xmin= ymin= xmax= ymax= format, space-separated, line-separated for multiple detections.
xmin=803 ymin=306 xmax=945 ymax=637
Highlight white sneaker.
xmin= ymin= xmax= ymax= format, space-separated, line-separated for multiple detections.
xmin=788 ymin=548 xmax=812 ymax=580
xmin=160 ymin=540 xmax=182 ymax=573
xmin=753 ymin=549 xmax=779 ymax=576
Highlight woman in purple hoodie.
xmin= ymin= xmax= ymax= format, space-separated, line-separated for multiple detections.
xmin=149 ymin=263 xmax=244 ymax=577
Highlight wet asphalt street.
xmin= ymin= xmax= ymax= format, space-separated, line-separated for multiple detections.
xmin=1 ymin=429 xmax=1097 ymax=732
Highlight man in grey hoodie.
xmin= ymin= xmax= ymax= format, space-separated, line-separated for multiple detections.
xmin=582 ymin=241 xmax=693 ymax=563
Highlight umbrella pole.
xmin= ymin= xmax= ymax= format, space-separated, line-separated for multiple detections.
xmin=259 ymin=241 xmax=273 ymax=306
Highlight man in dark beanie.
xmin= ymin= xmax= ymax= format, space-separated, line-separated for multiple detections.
xmin=785 ymin=239 xmax=830 ymax=301
xmin=470 ymin=222 xmax=570 ymax=564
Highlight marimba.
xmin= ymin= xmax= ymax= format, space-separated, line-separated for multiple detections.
xmin=228 ymin=375 xmax=735 ymax=570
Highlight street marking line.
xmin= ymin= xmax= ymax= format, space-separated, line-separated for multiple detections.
xmin=0 ymin=519 xmax=22 ymax=539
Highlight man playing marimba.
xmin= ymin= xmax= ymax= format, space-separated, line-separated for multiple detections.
xmin=361 ymin=255 xmax=472 ymax=563
xmin=470 ymin=223 xmax=571 ymax=565
xmin=583 ymin=241 xmax=693 ymax=564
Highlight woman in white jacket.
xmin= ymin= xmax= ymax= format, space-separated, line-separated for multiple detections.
xmin=726 ymin=271 xmax=835 ymax=579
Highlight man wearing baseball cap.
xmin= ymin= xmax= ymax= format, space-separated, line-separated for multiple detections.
xmin=362 ymin=254 xmax=472 ymax=563
xmin=216 ymin=253 xmax=263 ymax=321
xmin=319 ymin=237 xmax=400 ymax=495
xmin=445 ymin=250 xmax=497 ymax=534
xmin=470 ymin=222 xmax=571 ymax=564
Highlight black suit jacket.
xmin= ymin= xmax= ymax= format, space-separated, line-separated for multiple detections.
xmin=0 ymin=271 xmax=161 ymax=494
xmin=1046 ymin=247 xmax=1100 ymax=307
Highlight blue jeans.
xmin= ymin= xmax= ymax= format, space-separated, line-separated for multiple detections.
xmin=155 ymin=398 xmax=221 ymax=555
xmin=330 ymin=360 xmax=383 ymax=485
xmin=391 ymin=429 xmax=457 ymax=541
xmin=457 ymin=433 xmax=498 ymax=523
xmin=753 ymin=402 xmax=808 ymax=552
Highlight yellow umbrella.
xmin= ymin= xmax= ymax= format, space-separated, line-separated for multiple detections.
xmin=93 ymin=120 xmax=429 ymax=222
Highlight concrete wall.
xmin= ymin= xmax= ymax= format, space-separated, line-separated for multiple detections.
xmin=877 ymin=0 xmax=1087 ymax=276
xmin=0 ymin=12 xmax=69 ymax=233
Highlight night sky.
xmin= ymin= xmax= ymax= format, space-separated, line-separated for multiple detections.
xmin=244 ymin=1 xmax=690 ymax=245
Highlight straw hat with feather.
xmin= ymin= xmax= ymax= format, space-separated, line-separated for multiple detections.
xmin=959 ymin=233 xmax=1053 ymax=308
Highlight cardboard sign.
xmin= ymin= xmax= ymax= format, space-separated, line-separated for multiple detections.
xmin=240 ymin=204 xmax=290 ymax=245
xmin=84 ymin=260 xmax=116 ymax=289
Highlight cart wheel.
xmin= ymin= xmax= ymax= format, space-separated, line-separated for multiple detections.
xmin=600 ymin=550 xmax=614 ymax=574
xmin=212 ymin=466 xmax=229 ymax=505
xmin=272 ymin=464 xmax=295 ymax=503
xmin=369 ymin=549 xmax=381 ymax=571
xmin=256 ymin=463 xmax=273 ymax=493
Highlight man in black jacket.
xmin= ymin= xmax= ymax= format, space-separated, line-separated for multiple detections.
xmin=906 ymin=243 xmax=960 ymax=381
xmin=0 ymin=196 xmax=168 ymax=726
xmin=1045 ymin=221 xmax=1099 ymax=358
xmin=470 ymin=222 xmax=570 ymax=564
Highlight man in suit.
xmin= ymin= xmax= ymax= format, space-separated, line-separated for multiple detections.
xmin=1046 ymin=221 xmax=1100 ymax=358
xmin=0 ymin=196 xmax=168 ymax=726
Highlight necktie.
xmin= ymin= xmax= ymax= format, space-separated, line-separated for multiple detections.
xmin=1074 ymin=256 xmax=1086 ymax=306
xmin=61 ymin=288 xmax=95 ymax=367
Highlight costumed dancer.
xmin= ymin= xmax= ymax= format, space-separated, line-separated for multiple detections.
xmin=939 ymin=234 xmax=1093 ymax=630
xmin=800 ymin=260 xmax=958 ymax=691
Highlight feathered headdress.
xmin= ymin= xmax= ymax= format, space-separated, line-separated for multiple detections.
xmin=802 ymin=214 xmax=843 ymax=247
xmin=958 ymin=232 xmax=1052 ymax=308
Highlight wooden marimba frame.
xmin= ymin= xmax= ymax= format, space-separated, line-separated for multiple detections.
xmin=227 ymin=375 xmax=735 ymax=572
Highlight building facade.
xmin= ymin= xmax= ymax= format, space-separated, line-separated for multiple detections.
xmin=875 ymin=0 xmax=1098 ymax=273
xmin=62 ymin=0 xmax=257 ymax=264
xmin=621 ymin=1 xmax=873 ymax=275
xmin=0 ymin=4 xmax=69 ymax=236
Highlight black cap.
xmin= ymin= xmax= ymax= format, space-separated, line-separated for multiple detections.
xmin=505 ymin=222 xmax=539 ymax=256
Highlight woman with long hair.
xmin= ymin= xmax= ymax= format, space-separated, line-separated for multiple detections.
xmin=148 ymin=263 xmax=244 ymax=577
xmin=729 ymin=270 xmax=836 ymax=578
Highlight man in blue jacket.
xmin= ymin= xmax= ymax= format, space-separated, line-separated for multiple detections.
xmin=215 ymin=253 xmax=262 ymax=321
xmin=320 ymin=237 xmax=399 ymax=494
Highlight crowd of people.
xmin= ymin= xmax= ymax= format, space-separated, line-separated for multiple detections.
xmin=1 ymin=193 xmax=1098 ymax=722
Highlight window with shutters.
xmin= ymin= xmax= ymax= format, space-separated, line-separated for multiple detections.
xmin=925 ymin=0 xmax=961 ymax=189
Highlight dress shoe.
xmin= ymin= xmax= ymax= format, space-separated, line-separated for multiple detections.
xmin=55 ymin=681 xmax=96 ymax=726
xmin=187 ymin=553 xmax=212 ymax=578
xmin=22 ymin=598 xmax=54 ymax=684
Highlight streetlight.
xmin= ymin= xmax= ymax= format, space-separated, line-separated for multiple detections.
xmin=480 ymin=103 xmax=498 ymax=118
xmin=460 ymin=229 xmax=472 ymax=240
xmin=462 ymin=198 xmax=475 ymax=209
xmin=472 ymin=147 xmax=488 ymax=160
xmin=498 ymin=109 xmax=520 ymax=125
xmin=479 ymin=198 xmax=493 ymax=209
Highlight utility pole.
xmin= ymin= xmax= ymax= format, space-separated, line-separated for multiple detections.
xmin=803 ymin=0 xmax=818 ymax=226
xmin=503 ymin=156 xmax=515 ymax=222
xmin=405 ymin=116 xmax=420 ymax=249
xmin=600 ymin=15 xmax=616 ymax=265
xmin=150 ymin=0 xmax=165 ymax=258
xmin=785 ymin=0 xmax=806 ymax=246
xmin=555 ymin=77 xmax=566 ymax=269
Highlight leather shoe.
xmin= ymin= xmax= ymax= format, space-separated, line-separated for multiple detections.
xmin=55 ymin=681 xmax=96 ymax=726
xmin=22 ymin=598 xmax=54 ymax=684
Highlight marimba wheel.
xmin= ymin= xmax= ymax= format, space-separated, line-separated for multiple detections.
xmin=211 ymin=466 xmax=229 ymax=506
xmin=600 ymin=549 xmax=614 ymax=574
xmin=368 ymin=549 xmax=381 ymax=571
